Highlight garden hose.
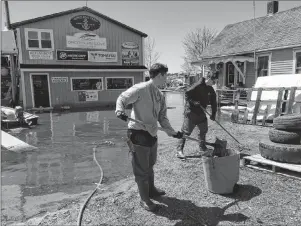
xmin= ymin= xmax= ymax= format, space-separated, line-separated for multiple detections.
xmin=77 ymin=145 xmax=103 ymax=226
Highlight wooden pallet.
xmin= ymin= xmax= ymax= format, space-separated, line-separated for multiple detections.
xmin=242 ymin=154 xmax=301 ymax=180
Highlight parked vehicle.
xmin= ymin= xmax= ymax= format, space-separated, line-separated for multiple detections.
xmin=1 ymin=106 xmax=39 ymax=129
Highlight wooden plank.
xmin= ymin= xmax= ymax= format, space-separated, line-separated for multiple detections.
xmin=1 ymin=130 xmax=37 ymax=152
xmin=243 ymin=154 xmax=301 ymax=173
xmin=251 ymin=88 xmax=262 ymax=125
xmin=243 ymin=164 xmax=301 ymax=181
xmin=234 ymin=90 xmax=240 ymax=110
xmin=286 ymin=87 xmax=297 ymax=114
xmin=274 ymin=88 xmax=284 ymax=118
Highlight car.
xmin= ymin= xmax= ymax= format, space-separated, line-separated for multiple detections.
xmin=1 ymin=106 xmax=39 ymax=129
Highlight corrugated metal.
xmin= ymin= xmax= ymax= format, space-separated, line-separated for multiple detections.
xmin=18 ymin=11 xmax=143 ymax=66
xmin=271 ymin=60 xmax=293 ymax=75
xmin=24 ymin=71 xmax=143 ymax=109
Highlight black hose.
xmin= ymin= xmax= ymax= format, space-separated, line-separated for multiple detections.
xmin=77 ymin=146 xmax=103 ymax=226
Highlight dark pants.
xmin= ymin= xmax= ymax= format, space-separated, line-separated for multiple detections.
xmin=177 ymin=111 xmax=208 ymax=152
xmin=127 ymin=129 xmax=158 ymax=202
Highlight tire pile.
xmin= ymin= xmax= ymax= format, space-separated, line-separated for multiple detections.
xmin=259 ymin=114 xmax=301 ymax=164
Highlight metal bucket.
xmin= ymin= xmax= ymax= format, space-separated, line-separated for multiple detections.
xmin=202 ymin=149 xmax=240 ymax=194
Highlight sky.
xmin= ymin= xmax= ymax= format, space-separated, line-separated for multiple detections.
xmin=1 ymin=1 xmax=301 ymax=73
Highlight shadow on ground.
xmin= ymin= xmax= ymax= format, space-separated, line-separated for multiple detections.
xmin=153 ymin=184 xmax=262 ymax=226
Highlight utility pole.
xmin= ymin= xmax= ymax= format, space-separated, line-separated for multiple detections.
xmin=3 ymin=0 xmax=17 ymax=105
xmin=4 ymin=1 xmax=11 ymax=29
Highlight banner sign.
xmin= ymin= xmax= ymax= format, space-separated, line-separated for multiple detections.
xmin=57 ymin=50 xmax=88 ymax=61
xmin=51 ymin=77 xmax=68 ymax=83
xmin=88 ymin=51 xmax=118 ymax=62
xmin=70 ymin=15 xmax=101 ymax=31
xmin=121 ymin=42 xmax=139 ymax=66
xmin=66 ymin=33 xmax=107 ymax=49
xmin=29 ymin=51 xmax=53 ymax=60
xmin=78 ymin=91 xmax=98 ymax=102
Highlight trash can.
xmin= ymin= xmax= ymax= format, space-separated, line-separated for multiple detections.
xmin=202 ymin=149 xmax=240 ymax=194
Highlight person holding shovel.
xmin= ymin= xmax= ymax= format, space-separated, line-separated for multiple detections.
xmin=115 ymin=63 xmax=183 ymax=212
xmin=176 ymin=74 xmax=218 ymax=159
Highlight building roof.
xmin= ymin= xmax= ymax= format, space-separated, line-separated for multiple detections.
xmin=201 ymin=5 xmax=301 ymax=59
xmin=10 ymin=6 xmax=148 ymax=37
xmin=1 ymin=30 xmax=17 ymax=54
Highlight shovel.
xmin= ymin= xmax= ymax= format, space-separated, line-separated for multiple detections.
xmin=127 ymin=117 xmax=227 ymax=157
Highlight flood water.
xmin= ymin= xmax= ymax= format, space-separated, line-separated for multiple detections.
xmin=1 ymin=92 xmax=188 ymax=223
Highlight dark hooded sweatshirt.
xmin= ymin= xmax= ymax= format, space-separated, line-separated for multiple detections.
xmin=184 ymin=79 xmax=217 ymax=118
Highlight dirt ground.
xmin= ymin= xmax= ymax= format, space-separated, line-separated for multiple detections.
xmin=11 ymin=121 xmax=301 ymax=226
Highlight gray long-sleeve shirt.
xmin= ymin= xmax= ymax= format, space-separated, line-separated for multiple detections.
xmin=115 ymin=80 xmax=176 ymax=137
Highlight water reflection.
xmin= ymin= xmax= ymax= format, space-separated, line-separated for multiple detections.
xmin=1 ymin=91 xmax=187 ymax=223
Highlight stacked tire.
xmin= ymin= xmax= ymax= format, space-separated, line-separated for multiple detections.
xmin=259 ymin=114 xmax=301 ymax=164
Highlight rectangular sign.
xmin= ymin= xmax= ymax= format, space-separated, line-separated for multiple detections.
xmin=29 ymin=51 xmax=53 ymax=60
xmin=88 ymin=51 xmax=118 ymax=62
xmin=57 ymin=50 xmax=88 ymax=61
xmin=66 ymin=33 xmax=106 ymax=49
xmin=51 ymin=77 xmax=68 ymax=83
xmin=121 ymin=42 xmax=139 ymax=66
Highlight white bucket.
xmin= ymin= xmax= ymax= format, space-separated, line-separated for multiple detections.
xmin=202 ymin=149 xmax=240 ymax=194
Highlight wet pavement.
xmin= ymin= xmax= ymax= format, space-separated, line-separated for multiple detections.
xmin=1 ymin=92 xmax=187 ymax=223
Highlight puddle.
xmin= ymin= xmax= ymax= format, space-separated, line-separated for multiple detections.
xmin=1 ymin=92 xmax=230 ymax=223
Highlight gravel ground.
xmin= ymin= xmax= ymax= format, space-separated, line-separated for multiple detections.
xmin=11 ymin=121 xmax=301 ymax=226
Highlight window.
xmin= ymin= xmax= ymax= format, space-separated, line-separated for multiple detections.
xmin=257 ymin=55 xmax=270 ymax=77
xmin=295 ymin=51 xmax=301 ymax=74
xmin=25 ymin=28 xmax=54 ymax=50
xmin=71 ymin=78 xmax=103 ymax=91
xmin=106 ymin=77 xmax=133 ymax=90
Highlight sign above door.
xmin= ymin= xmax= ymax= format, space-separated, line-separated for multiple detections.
xmin=70 ymin=15 xmax=101 ymax=31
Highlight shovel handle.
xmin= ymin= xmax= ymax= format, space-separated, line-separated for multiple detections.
xmin=127 ymin=117 xmax=202 ymax=143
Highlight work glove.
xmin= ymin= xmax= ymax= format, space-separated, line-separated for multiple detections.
xmin=172 ymin=131 xmax=184 ymax=139
xmin=210 ymin=114 xmax=216 ymax=121
xmin=116 ymin=111 xmax=128 ymax=122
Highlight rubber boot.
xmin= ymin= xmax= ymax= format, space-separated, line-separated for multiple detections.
xmin=198 ymin=134 xmax=213 ymax=157
xmin=149 ymin=174 xmax=166 ymax=198
xmin=137 ymin=180 xmax=157 ymax=212
xmin=176 ymin=138 xmax=186 ymax=159
xmin=198 ymin=134 xmax=208 ymax=152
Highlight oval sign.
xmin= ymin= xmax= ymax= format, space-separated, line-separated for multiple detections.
xmin=122 ymin=42 xmax=139 ymax=49
xmin=70 ymin=15 xmax=101 ymax=31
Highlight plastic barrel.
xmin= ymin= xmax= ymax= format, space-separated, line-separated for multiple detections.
xmin=202 ymin=150 xmax=240 ymax=194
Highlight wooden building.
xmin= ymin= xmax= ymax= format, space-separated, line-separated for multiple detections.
xmin=192 ymin=1 xmax=301 ymax=89
xmin=10 ymin=6 xmax=148 ymax=110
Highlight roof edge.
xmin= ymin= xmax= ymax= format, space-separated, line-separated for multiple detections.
xmin=10 ymin=6 xmax=148 ymax=37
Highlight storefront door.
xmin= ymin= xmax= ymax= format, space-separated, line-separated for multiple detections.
xmin=31 ymin=74 xmax=50 ymax=108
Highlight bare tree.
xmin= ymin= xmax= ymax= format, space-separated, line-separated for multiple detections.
xmin=181 ymin=26 xmax=217 ymax=73
xmin=144 ymin=37 xmax=160 ymax=71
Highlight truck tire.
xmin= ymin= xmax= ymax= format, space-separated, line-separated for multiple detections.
xmin=273 ymin=114 xmax=301 ymax=131
xmin=269 ymin=128 xmax=301 ymax=144
xmin=259 ymin=140 xmax=301 ymax=164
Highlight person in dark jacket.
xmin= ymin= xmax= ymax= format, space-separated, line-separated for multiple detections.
xmin=176 ymin=76 xmax=218 ymax=159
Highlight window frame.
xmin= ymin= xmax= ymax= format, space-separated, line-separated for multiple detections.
xmin=227 ymin=63 xmax=235 ymax=85
xmin=256 ymin=53 xmax=271 ymax=80
xmin=293 ymin=49 xmax=301 ymax=74
xmin=71 ymin=77 xmax=104 ymax=92
xmin=25 ymin=28 xmax=54 ymax=50
xmin=105 ymin=77 xmax=134 ymax=90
